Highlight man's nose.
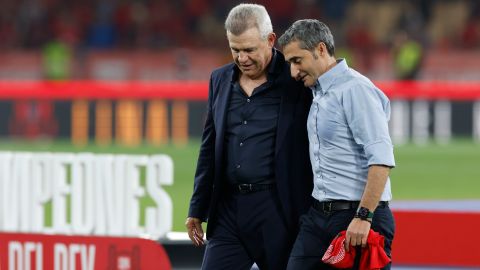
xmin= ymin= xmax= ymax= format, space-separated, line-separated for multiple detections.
xmin=290 ymin=65 xmax=299 ymax=79
xmin=237 ymin=52 xmax=248 ymax=62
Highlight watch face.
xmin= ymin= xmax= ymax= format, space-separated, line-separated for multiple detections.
xmin=357 ymin=207 xmax=373 ymax=219
xmin=357 ymin=207 xmax=370 ymax=219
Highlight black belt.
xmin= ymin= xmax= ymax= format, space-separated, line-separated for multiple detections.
xmin=313 ymin=200 xmax=389 ymax=213
xmin=230 ymin=183 xmax=275 ymax=194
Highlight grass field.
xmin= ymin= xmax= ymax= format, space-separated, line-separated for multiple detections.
xmin=1 ymin=138 xmax=479 ymax=232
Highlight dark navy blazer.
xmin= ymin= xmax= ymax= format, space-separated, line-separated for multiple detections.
xmin=188 ymin=50 xmax=313 ymax=238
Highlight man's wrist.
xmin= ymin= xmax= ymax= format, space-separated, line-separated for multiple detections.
xmin=355 ymin=206 xmax=374 ymax=223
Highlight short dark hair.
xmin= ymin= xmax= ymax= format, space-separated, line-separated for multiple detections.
xmin=278 ymin=19 xmax=335 ymax=56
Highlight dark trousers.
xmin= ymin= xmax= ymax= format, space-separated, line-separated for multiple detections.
xmin=201 ymin=189 xmax=292 ymax=270
xmin=287 ymin=203 xmax=395 ymax=270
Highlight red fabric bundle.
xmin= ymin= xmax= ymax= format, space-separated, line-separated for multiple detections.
xmin=321 ymin=230 xmax=391 ymax=269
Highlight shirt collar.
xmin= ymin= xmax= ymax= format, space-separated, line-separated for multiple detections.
xmin=310 ymin=58 xmax=348 ymax=93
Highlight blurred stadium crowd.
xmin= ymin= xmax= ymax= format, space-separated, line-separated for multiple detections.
xmin=0 ymin=0 xmax=479 ymax=80
xmin=2 ymin=0 xmax=480 ymax=50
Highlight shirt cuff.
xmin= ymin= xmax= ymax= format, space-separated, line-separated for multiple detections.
xmin=364 ymin=139 xmax=395 ymax=167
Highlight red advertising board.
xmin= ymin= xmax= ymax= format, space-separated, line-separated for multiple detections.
xmin=393 ymin=210 xmax=480 ymax=267
xmin=1 ymin=80 xmax=480 ymax=100
xmin=0 ymin=233 xmax=171 ymax=270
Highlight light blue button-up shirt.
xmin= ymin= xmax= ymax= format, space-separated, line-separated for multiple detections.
xmin=308 ymin=59 xmax=395 ymax=202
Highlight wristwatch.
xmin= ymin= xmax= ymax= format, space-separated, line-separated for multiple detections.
xmin=355 ymin=207 xmax=374 ymax=223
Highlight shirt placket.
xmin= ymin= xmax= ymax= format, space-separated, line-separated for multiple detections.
xmin=237 ymin=92 xmax=252 ymax=173
xmin=311 ymin=89 xmax=323 ymax=188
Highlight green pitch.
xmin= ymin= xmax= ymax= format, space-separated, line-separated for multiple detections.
xmin=1 ymin=138 xmax=479 ymax=232
xmin=389 ymin=139 xmax=480 ymax=199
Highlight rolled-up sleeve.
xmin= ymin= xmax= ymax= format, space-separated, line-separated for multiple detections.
xmin=343 ymin=84 xmax=395 ymax=167
xmin=364 ymin=140 xmax=395 ymax=167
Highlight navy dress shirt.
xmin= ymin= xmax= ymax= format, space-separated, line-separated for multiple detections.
xmin=224 ymin=55 xmax=281 ymax=185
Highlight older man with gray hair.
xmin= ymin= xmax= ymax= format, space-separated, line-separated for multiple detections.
xmin=185 ymin=4 xmax=313 ymax=270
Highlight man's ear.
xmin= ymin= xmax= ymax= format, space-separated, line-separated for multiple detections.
xmin=316 ymin=42 xmax=326 ymax=56
xmin=267 ymin=32 xmax=277 ymax=48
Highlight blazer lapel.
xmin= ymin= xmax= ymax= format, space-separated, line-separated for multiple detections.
xmin=214 ymin=71 xmax=233 ymax=171
xmin=275 ymin=87 xmax=295 ymax=158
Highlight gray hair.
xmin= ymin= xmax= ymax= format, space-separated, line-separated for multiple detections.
xmin=278 ymin=19 xmax=335 ymax=56
xmin=225 ymin=4 xmax=273 ymax=40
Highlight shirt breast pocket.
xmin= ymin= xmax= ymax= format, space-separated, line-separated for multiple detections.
xmin=317 ymin=109 xmax=345 ymax=148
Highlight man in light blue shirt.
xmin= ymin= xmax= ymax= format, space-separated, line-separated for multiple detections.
xmin=278 ymin=19 xmax=395 ymax=269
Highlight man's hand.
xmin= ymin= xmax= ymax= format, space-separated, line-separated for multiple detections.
xmin=185 ymin=217 xmax=205 ymax=247
xmin=343 ymin=165 xmax=390 ymax=251
xmin=344 ymin=218 xmax=371 ymax=252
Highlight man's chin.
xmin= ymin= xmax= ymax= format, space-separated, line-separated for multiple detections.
xmin=242 ymin=70 xmax=260 ymax=78
xmin=303 ymin=80 xmax=314 ymax=87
